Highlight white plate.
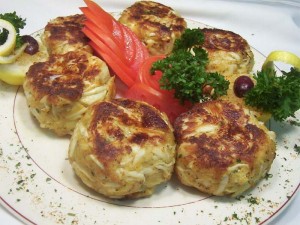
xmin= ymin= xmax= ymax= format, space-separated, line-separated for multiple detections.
xmin=0 ymin=19 xmax=299 ymax=225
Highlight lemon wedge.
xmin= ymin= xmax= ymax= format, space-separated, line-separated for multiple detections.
xmin=0 ymin=40 xmax=48 ymax=85
xmin=0 ymin=64 xmax=27 ymax=85
xmin=0 ymin=43 xmax=27 ymax=64
xmin=262 ymin=50 xmax=300 ymax=71
xmin=0 ymin=19 xmax=16 ymax=56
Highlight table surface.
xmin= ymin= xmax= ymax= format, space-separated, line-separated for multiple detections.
xmin=0 ymin=0 xmax=299 ymax=224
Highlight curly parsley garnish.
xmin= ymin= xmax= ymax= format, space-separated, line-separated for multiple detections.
xmin=294 ymin=144 xmax=300 ymax=154
xmin=0 ymin=11 xmax=26 ymax=49
xmin=245 ymin=67 xmax=300 ymax=122
xmin=151 ymin=28 xmax=229 ymax=104
xmin=247 ymin=196 xmax=259 ymax=205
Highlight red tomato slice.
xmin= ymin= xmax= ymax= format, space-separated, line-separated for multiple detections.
xmin=118 ymin=23 xmax=136 ymax=65
xmin=112 ymin=19 xmax=125 ymax=49
xmin=83 ymin=27 xmax=135 ymax=87
xmin=124 ymin=82 xmax=166 ymax=110
xmin=121 ymin=24 xmax=149 ymax=72
xmin=138 ymin=55 xmax=166 ymax=91
xmin=80 ymin=7 xmax=112 ymax=32
xmin=82 ymin=0 xmax=149 ymax=84
xmin=90 ymin=41 xmax=135 ymax=87
xmin=84 ymin=24 xmax=139 ymax=85
xmin=83 ymin=0 xmax=114 ymax=31
xmin=124 ymin=82 xmax=191 ymax=123
xmin=84 ymin=20 xmax=126 ymax=64
xmin=81 ymin=7 xmax=125 ymax=50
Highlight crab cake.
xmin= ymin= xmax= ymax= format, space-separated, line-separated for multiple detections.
xmin=68 ymin=98 xmax=176 ymax=199
xmin=174 ymin=100 xmax=276 ymax=197
xmin=202 ymin=28 xmax=254 ymax=77
xmin=118 ymin=1 xmax=187 ymax=56
xmin=23 ymin=51 xmax=115 ymax=136
xmin=43 ymin=14 xmax=92 ymax=55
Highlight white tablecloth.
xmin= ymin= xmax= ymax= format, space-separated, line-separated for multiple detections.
xmin=0 ymin=0 xmax=299 ymax=224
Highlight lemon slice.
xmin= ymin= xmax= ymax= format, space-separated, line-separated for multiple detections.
xmin=0 ymin=45 xmax=32 ymax=85
xmin=0 ymin=43 xmax=27 ymax=64
xmin=0 ymin=64 xmax=27 ymax=85
xmin=262 ymin=50 xmax=300 ymax=71
xmin=0 ymin=40 xmax=48 ymax=85
xmin=0 ymin=19 xmax=16 ymax=56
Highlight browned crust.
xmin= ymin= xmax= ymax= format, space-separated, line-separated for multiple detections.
xmin=174 ymin=100 xmax=269 ymax=169
xmin=44 ymin=14 xmax=91 ymax=54
xmin=118 ymin=1 xmax=186 ymax=55
xmin=26 ymin=51 xmax=102 ymax=104
xmin=89 ymin=99 xmax=171 ymax=162
xmin=123 ymin=1 xmax=186 ymax=33
xmin=202 ymin=28 xmax=250 ymax=52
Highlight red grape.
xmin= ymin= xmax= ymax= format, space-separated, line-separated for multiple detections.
xmin=234 ymin=75 xmax=254 ymax=98
xmin=22 ymin=35 xmax=39 ymax=55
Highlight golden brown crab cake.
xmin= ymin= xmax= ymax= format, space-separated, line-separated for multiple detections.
xmin=68 ymin=98 xmax=176 ymax=199
xmin=174 ymin=100 xmax=276 ymax=197
xmin=118 ymin=1 xmax=187 ymax=56
xmin=23 ymin=51 xmax=115 ymax=136
xmin=43 ymin=14 xmax=92 ymax=55
xmin=202 ymin=28 xmax=254 ymax=77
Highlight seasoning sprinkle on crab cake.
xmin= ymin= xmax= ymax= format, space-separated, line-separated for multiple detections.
xmin=68 ymin=98 xmax=176 ymax=199
xmin=174 ymin=100 xmax=276 ymax=197
xmin=118 ymin=1 xmax=187 ymax=56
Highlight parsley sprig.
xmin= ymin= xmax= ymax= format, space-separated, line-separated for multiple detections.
xmin=245 ymin=67 xmax=300 ymax=122
xmin=0 ymin=11 xmax=26 ymax=49
xmin=294 ymin=144 xmax=300 ymax=154
xmin=151 ymin=28 xmax=229 ymax=104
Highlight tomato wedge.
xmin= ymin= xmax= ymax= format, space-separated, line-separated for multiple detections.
xmin=89 ymin=41 xmax=135 ymax=87
xmin=82 ymin=0 xmax=149 ymax=86
xmin=125 ymin=82 xmax=192 ymax=123
xmin=138 ymin=55 xmax=166 ymax=91
xmin=83 ymin=27 xmax=135 ymax=87
xmin=130 ymin=55 xmax=193 ymax=122
xmin=80 ymin=7 xmax=112 ymax=32
xmin=125 ymin=82 xmax=164 ymax=107
xmin=84 ymin=20 xmax=127 ymax=64
xmin=118 ymin=23 xmax=136 ymax=65
xmin=121 ymin=25 xmax=149 ymax=72
xmin=112 ymin=19 xmax=125 ymax=50
xmin=83 ymin=0 xmax=114 ymax=31
xmin=81 ymin=7 xmax=125 ymax=51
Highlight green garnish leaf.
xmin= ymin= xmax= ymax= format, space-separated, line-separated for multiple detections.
xmin=151 ymin=28 xmax=229 ymax=104
xmin=247 ymin=196 xmax=259 ymax=205
xmin=0 ymin=11 xmax=26 ymax=49
xmin=294 ymin=144 xmax=300 ymax=154
xmin=245 ymin=67 xmax=300 ymax=122
xmin=173 ymin=28 xmax=205 ymax=51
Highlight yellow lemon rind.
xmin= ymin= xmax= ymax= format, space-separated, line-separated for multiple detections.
xmin=0 ymin=43 xmax=27 ymax=64
xmin=0 ymin=67 xmax=26 ymax=85
xmin=0 ymin=19 xmax=17 ymax=56
xmin=262 ymin=50 xmax=300 ymax=71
